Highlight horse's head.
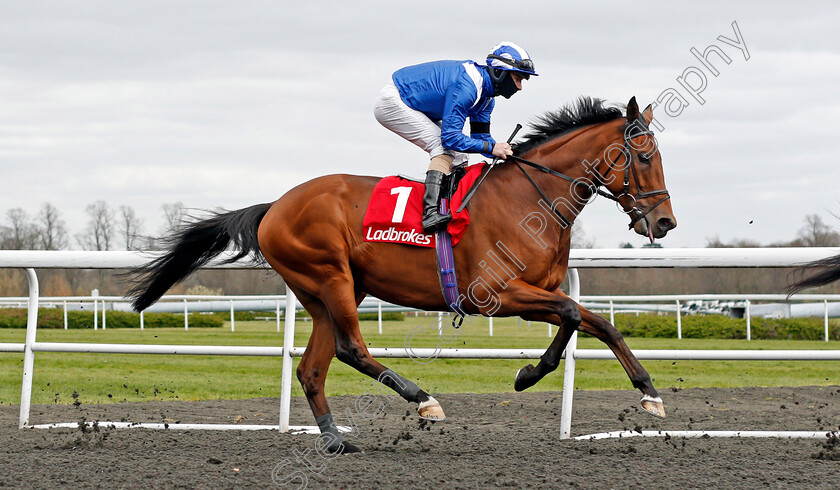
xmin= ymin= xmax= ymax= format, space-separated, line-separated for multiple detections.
xmin=607 ymin=96 xmax=676 ymax=242
xmin=511 ymin=96 xmax=676 ymax=243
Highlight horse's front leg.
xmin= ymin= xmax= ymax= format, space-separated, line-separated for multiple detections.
xmin=486 ymin=281 xmax=581 ymax=392
xmin=514 ymin=322 xmax=576 ymax=392
xmin=496 ymin=280 xmax=665 ymax=419
xmin=577 ymin=306 xmax=665 ymax=418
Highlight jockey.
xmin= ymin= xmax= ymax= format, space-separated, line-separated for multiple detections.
xmin=374 ymin=41 xmax=538 ymax=233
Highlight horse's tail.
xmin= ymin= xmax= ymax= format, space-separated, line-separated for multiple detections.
xmin=787 ymin=252 xmax=840 ymax=296
xmin=126 ymin=202 xmax=273 ymax=311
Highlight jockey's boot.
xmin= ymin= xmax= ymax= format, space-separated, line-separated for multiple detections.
xmin=421 ymin=170 xmax=452 ymax=234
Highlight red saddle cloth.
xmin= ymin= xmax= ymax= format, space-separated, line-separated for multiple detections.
xmin=362 ymin=162 xmax=486 ymax=248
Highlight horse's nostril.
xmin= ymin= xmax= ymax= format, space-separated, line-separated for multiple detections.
xmin=657 ymin=217 xmax=676 ymax=232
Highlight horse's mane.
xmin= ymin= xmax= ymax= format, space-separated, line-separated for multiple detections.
xmin=514 ymin=96 xmax=624 ymax=155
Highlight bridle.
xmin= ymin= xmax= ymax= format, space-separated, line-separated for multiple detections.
xmin=508 ymin=120 xmax=671 ymax=230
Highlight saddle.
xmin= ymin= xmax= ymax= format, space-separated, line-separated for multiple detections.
xmin=362 ymin=162 xmax=484 ymax=317
xmin=362 ymin=162 xmax=485 ymax=248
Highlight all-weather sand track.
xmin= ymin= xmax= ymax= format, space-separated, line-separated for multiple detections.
xmin=2 ymin=386 xmax=839 ymax=488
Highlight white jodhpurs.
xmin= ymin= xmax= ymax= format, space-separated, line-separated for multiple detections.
xmin=373 ymin=82 xmax=469 ymax=168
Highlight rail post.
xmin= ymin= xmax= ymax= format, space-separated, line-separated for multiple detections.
xmin=676 ymin=300 xmax=682 ymax=339
xmin=140 ymin=309 xmax=144 ymax=330
xmin=746 ymin=299 xmax=751 ymax=341
xmin=609 ymin=300 xmax=615 ymax=325
xmin=93 ymin=290 xmax=98 ymax=330
xmin=19 ymin=268 xmax=39 ymax=428
xmin=230 ymin=300 xmax=235 ymax=332
xmin=559 ymin=268 xmax=580 ymax=440
xmin=63 ymin=300 xmax=68 ymax=330
xmin=378 ymin=300 xmax=383 ymax=335
xmin=183 ymin=299 xmax=188 ymax=331
xmin=279 ymin=286 xmax=297 ymax=432
xmin=489 ymin=317 xmax=493 ymax=337
xmin=825 ymin=300 xmax=829 ymax=342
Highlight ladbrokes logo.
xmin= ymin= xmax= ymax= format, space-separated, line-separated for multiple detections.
xmin=365 ymin=226 xmax=432 ymax=246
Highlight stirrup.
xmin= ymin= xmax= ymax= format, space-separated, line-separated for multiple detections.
xmin=422 ymin=212 xmax=451 ymax=234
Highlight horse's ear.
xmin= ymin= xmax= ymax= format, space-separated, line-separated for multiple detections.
xmin=626 ymin=96 xmax=639 ymax=121
xmin=642 ymin=104 xmax=654 ymax=125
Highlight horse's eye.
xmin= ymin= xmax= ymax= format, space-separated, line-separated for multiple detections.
xmin=638 ymin=154 xmax=650 ymax=164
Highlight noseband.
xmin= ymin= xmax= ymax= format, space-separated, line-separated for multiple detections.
xmin=509 ymin=121 xmax=670 ymax=230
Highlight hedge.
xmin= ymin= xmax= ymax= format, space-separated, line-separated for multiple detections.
xmin=610 ymin=313 xmax=840 ymax=341
xmin=358 ymin=312 xmax=405 ymax=321
xmin=208 ymin=311 xmax=258 ymax=322
xmin=0 ymin=308 xmax=223 ymax=329
xmin=0 ymin=307 xmax=406 ymax=328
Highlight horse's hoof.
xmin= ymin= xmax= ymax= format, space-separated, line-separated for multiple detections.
xmin=514 ymin=364 xmax=536 ymax=392
xmin=336 ymin=441 xmax=363 ymax=454
xmin=321 ymin=434 xmax=364 ymax=455
xmin=418 ymin=397 xmax=446 ymax=421
xmin=640 ymin=395 xmax=666 ymax=418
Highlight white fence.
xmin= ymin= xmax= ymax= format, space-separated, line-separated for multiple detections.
xmin=0 ymin=294 xmax=412 ymax=333
xmin=6 ymin=291 xmax=838 ymax=342
xmin=2 ymin=248 xmax=840 ymax=440
xmin=583 ymin=293 xmax=840 ymax=341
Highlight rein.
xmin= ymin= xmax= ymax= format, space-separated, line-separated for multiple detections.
xmin=508 ymin=125 xmax=670 ymax=230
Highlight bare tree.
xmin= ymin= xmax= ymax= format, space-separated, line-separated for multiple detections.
xmin=76 ymin=200 xmax=115 ymax=251
xmin=570 ymin=221 xmax=595 ymax=249
xmin=161 ymin=201 xmax=186 ymax=233
xmin=118 ymin=205 xmax=144 ymax=250
xmin=37 ymin=202 xmax=68 ymax=250
xmin=705 ymin=235 xmax=725 ymax=248
xmin=796 ymin=214 xmax=840 ymax=247
xmin=706 ymin=235 xmax=761 ymax=248
xmin=1 ymin=208 xmax=40 ymax=249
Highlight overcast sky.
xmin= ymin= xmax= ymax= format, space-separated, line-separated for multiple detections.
xmin=2 ymin=1 xmax=839 ymax=249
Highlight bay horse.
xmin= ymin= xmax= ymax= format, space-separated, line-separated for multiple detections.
xmin=127 ymin=96 xmax=677 ymax=453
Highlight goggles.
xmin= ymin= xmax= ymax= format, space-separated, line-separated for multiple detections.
xmin=487 ymin=54 xmax=537 ymax=78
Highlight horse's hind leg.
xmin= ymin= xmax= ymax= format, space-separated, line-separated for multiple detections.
xmin=291 ymin=287 xmax=363 ymax=454
xmin=577 ymin=306 xmax=665 ymax=418
xmin=320 ymin=279 xmax=445 ymax=421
